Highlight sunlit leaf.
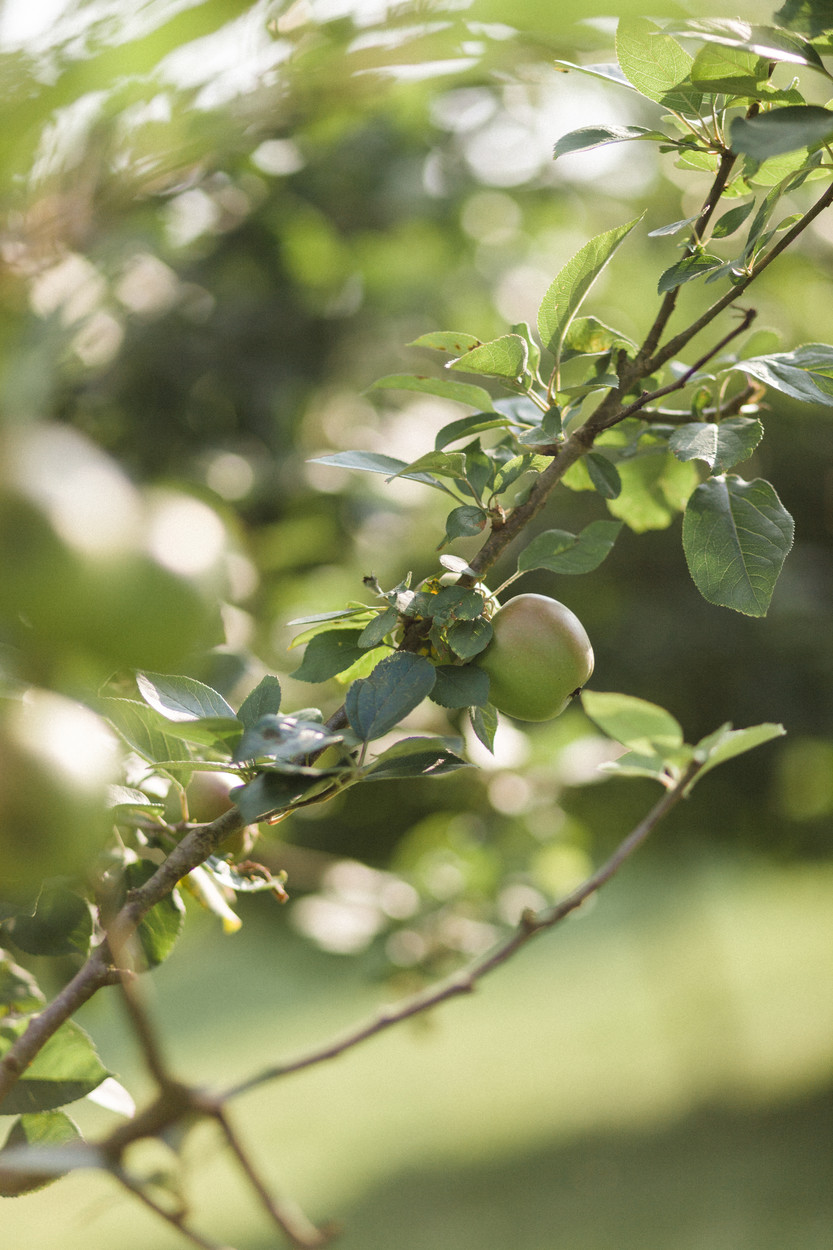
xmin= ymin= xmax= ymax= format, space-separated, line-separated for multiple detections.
xmin=369 ymin=373 xmax=494 ymax=410
xmin=616 ymin=17 xmax=702 ymax=113
xmin=733 ymin=343 xmax=833 ymax=405
xmin=448 ymin=334 xmax=528 ymax=380
xmin=582 ymin=691 xmax=684 ymax=754
xmin=136 ymin=672 xmax=236 ymax=722
xmin=669 ymin=418 xmax=763 ymax=473
xmin=537 ymin=216 xmax=642 ymax=364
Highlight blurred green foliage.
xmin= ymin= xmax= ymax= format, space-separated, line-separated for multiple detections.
xmin=0 ymin=0 xmax=830 ymax=1239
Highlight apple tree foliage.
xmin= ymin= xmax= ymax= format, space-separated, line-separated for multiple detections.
xmin=0 ymin=2 xmax=831 ymax=1241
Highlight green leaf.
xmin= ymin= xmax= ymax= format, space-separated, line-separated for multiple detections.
xmin=668 ymin=19 xmax=832 ymax=76
xmin=518 ymin=520 xmax=623 ymax=576
xmin=711 ymin=200 xmax=756 ymax=239
xmin=106 ymin=786 xmax=165 ymax=819
xmin=233 ymin=715 xmax=342 ymax=765
xmin=444 ymin=619 xmax=494 ymax=663
xmin=430 ymin=663 xmax=491 ymax=709
xmin=552 ymin=60 xmax=637 ymax=92
xmin=364 ymin=737 xmax=469 ymax=781
xmin=237 ymin=676 xmax=282 ymax=728
xmin=690 ymin=44 xmax=769 ymax=91
xmin=616 ymin=17 xmax=701 ymax=113
xmin=657 ymin=251 xmax=725 ymax=294
xmin=554 ymin=124 xmax=668 ymax=158
xmin=648 ymin=215 xmax=702 ymax=238
xmin=774 ymin=0 xmax=833 ymax=39
xmin=0 ymin=953 xmax=45 ymax=1018
xmin=607 ymin=453 xmax=698 ymax=532
xmin=369 ymin=373 xmax=494 ymax=411
xmin=683 ymin=475 xmax=794 ymax=616
xmin=102 ymin=698 xmax=194 ymax=766
xmin=669 ymin=418 xmax=763 ymax=473
xmin=292 ymin=629 xmax=367 ymax=682
xmin=441 ymin=505 xmax=488 ymax=546
xmin=124 ymin=861 xmax=185 ymax=970
xmin=0 ymin=1019 xmax=108 ymax=1114
xmin=136 ymin=672 xmax=236 ymax=722
xmin=689 ymin=721 xmax=787 ymax=790
xmin=434 ymin=414 xmax=510 ymax=450
xmin=358 ymin=607 xmax=398 ymax=648
xmin=600 ymin=750 xmax=679 ymax=783
xmin=345 ymin=653 xmax=436 ymax=741
xmin=448 ymin=333 xmax=528 ymax=381
xmin=537 ymin=216 xmax=642 ymax=365
xmin=586 ymin=453 xmax=622 ymax=499
xmin=0 ymin=1110 xmax=84 ymax=1196
xmin=734 ymin=343 xmax=833 ymax=405
xmin=562 ymin=316 xmax=636 ymax=359
xmin=308 ymin=450 xmax=459 ymax=498
xmin=231 ymin=773 xmax=315 ymax=824
xmin=6 ymin=885 xmax=93 ymax=959
xmin=469 ymin=703 xmax=498 ymax=753
xmin=731 ymin=105 xmax=833 ymax=159
xmin=387 ymin=450 xmax=466 ymax=483
xmin=582 ymin=691 xmax=684 ymax=754
xmin=408 ymin=331 xmax=483 ymax=354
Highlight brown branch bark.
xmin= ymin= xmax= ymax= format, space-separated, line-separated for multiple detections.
xmin=222 ymin=758 xmax=702 ymax=1100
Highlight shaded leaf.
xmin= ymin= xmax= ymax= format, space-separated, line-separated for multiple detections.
xmin=537 ymin=216 xmax=642 ymax=364
xmin=434 ymin=413 xmax=510 ymax=450
xmin=123 ymin=860 xmax=185 ymax=970
xmin=0 ymin=1111 xmax=83 ymax=1196
xmin=469 ymin=702 xmax=498 ymax=753
xmin=307 ymin=450 xmax=452 ymax=494
xmin=346 ymin=653 xmax=436 ymax=741
xmin=442 ymin=505 xmax=488 ymax=545
xmin=387 ymin=450 xmax=467 ymax=483
xmin=647 ymin=215 xmax=702 ymax=238
xmin=683 ymin=475 xmax=794 ymax=616
xmin=734 ymin=343 xmax=833 ymax=406
xmin=518 ymin=520 xmax=623 ymax=576
xmin=292 ymin=630 xmax=366 ymax=682
xmin=582 ymin=691 xmax=684 ymax=754
xmin=670 ymin=418 xmax=763 ymax=473
xmin=233 ymin=715 xmax=342 ymax=765
xmin=430 ymin=663 xmax=491 ymax=708
xmin=6 ymin=885 xmax=93 ymax=959
xmin=0 ymin=1019 xmax=108 ymax=1114
xmin=0 ymin=953 xmax=44 ymax=1018
xmin=731 ymin=105 xmax=833 ymax=159
xmin=106 ymin=786 xmax=165 ymax=819
xmin=586 ymin=453 xmax=622 ymax=499
xmin=600 ymin=750 xmax=678 ymax=783
xmin=658 ymin=251 xmax=725 ymax=293
xmin=445 ymin=618 xmax=494 ymax=663
xmin=358 ymin=607 xmax=398 ymax=648
xmin=364 ymin=737 xmax=469 ymax=781
xmin=102 ymin=698 xmax=194 ymax=767
xmin=231 ymin=773 xmax=315 ymax=824
xmin=711 ymin=200 xmax=756 ymax=238
xmin=237 ymin=676 xmax=282 ymax=728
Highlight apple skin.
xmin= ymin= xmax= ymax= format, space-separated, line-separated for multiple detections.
xmin=475 ymin=593 xmax=594 ymax=722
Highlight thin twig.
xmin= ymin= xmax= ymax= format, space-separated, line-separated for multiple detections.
xmin=114 ymin=1169 xmax=234 ymax=1250
xmin=222 ymin=759 xmax=702 ymax=1100
xmin=214 ymin=1107 xmax=334 ymax=1249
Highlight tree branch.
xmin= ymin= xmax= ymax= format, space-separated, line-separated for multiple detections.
xmin=221 ymin=758 xmax=702 ymax=1101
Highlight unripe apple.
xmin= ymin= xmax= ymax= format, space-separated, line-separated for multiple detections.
xmin=475 ymin=593 xmax=593 ymax=721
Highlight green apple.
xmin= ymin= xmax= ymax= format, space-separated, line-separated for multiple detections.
xmin=475 ymin=593 xmax=593 ymax=721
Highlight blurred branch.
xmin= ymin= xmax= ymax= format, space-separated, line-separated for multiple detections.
xmin=222 ymin=758 xmax=703 ymax=1100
